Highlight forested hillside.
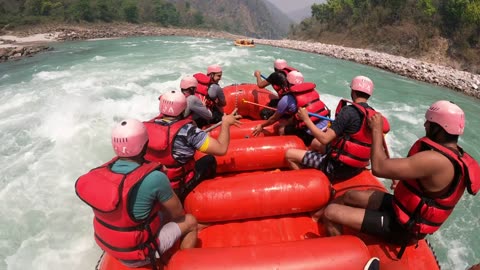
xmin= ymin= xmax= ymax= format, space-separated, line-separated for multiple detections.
xmin=0 ymin=0 xmax=291 ymax=38
xmin=289 ymin=0 xmax=480 ymax=73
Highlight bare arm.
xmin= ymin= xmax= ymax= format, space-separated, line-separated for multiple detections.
xmin=369 ymin=113 xmax=452 ymax=182
xmin=252 ymin=111 xmax=282 ymax=136
xmin=203 ymin=111 xmax=242 ymax=156
xmin=254 ymin=70 xmax=270 ymax=88
xmin=262 ymin=111 xmax=282 ymax=128
xmin=297 ymin=107 xmax=336 ymax=145
xmin=162 ymin=193 xmax=185 ymax=221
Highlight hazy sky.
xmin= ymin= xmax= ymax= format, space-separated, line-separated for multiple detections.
xmin=264 ymin=0 xmax=325 ymax=13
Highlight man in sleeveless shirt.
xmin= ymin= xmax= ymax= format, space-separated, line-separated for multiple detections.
xmin=321 ymin=101 xmax=479 ymax=256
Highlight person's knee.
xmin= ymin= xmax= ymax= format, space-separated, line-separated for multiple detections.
xmin=184 ymin=214 xmax=198 ymax=233
xmin=286 ymin=149 xmax=305 ymax=163
xmin=323 ymin=204 xmax=341 ymax=222
xmin=285 ymin=149 xmax=294 ymax=160
xmin=309 ymin=139 xmax=325 ymax=153
xmin=343 ymin=190 xmax=360 ymax=205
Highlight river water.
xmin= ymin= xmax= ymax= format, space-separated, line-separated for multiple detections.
xmin=0 ymin=36 xmax=478 ymax=270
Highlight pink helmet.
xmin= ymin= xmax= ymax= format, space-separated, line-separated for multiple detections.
xmin=180 ymin=76 xmax=198 ymax=89
xmin=207 ymin=64 xmax=222 ymax=74
xmin=425 ymin=100 xmax=465 ymax=135
xmin=274 ymin=59 xmax=288 ymax=70
xmin=350 ymin=76 xmax=374 ymax=96
xmin=160 ymin=90 xmax=187 ymax=117
xmin=287 ymin=71 xmax=304 ymax=85
xmin=111 ymin=119 xmax=148 ymax=157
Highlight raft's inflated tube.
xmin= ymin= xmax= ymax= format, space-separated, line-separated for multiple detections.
xmin=184 ymin=169 xmax=332 ymax=222
xmin=167 ymin=235 xmax=371 ymax=270
xmin=195 ymin=136 xmax=306 ymax=173
xmin=223 ymin=83 xmax=277 ymax=119
xmin=208 ymin=119 xmax=280 ymax=139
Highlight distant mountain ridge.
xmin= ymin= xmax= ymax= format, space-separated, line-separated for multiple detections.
xmin=168 ymin=0 xmax=293 ymax=38
xmin=263 ymin=0 xmax=325 ymax=22
xmin=0 ymin=0 xmax=293 ymax=39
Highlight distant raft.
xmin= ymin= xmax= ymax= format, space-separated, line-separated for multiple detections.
xmin=234 ymin=39 xmax=255 ymax=47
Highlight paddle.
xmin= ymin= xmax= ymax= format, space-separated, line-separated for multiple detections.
xmin=203 ymin=108 xmax=239 ymax=133
xmin=204 ymin=121 xmax=222 ymax=133
xmin=242 ymin=99 xmax=333 ymax=121
xmin=261 ymin=74 xmax=267 ymax=80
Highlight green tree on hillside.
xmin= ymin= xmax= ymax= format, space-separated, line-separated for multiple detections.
xmin=193 ymin=11 xmax=203 ymax=25
xmin=295 ymin=0 xmax=480 ymax=72
xmin=123 ymin=0 xmax=138 ymax=23
xmin=24 ymin=0 xmax=43 ymax=15
xmin=154 ymin=0 xmax=180 ymax=26
xmin=97 ymin=0 xmax=114 ymax=22
xmin=66 ymin=0 xmax=94 ymax=21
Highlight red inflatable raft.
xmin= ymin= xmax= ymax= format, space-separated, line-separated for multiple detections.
xmin=97 ymin=83 xmax=440 ymax=270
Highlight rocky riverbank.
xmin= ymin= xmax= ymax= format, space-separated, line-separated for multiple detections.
xmin=0 ymin=45 xmax=52 ymax=62
xmin=0 ymin=23 xmax=243 ymax=63
xmin=256 ymin=39 xmax=480 ymax=99
xmin=1 ymin=23 xmax=479 ymax=99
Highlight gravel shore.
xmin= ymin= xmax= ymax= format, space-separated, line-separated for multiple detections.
xmin=1 ymin=23 xmax=479 ymax=99
xmin=256 ymin=39 xmax=480 ymax=99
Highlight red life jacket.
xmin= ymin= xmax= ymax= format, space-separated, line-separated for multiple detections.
xmin=272 ymin=66 xmax=297 ymax=95
xmin=392 ymin=137 xmax=480 ymax=236
xmin=278 ymin=66 xmax=297 ymax=76
xmin=288 ymin=82 xmax=330 ymax=128
xmin=330 ymin=100 xmax=390 ymax=168
xmin=75 ymin=158 xmax=163 ymax=261
xmin=143 ymin=117 xmax=195 ymax=189
xmin=193 ymin=73 xmax=215 ymax=110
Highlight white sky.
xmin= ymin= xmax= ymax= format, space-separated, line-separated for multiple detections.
xmin=264 ymin=0 xmax=325 ymax=13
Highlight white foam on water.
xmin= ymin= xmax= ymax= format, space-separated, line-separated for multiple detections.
xmin=120 ymin=43 xmax=138 ymax=47
xmin=1 ymin=36 xmax=478 ymax=270
xmin=91 ymin=55 xmax=106 ymax=61
xmin=160 ymin=38 xmax=214 ymax=45
xmin=33 ymin=70 xmax=72 ymax=81
xmin=291 ymin=62 xmax=315 ymax=70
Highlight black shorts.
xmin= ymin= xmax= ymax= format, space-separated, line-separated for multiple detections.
xmin=176 ymin=155 xmax=217 ymax=202
xmin=360 ymin=194 xmax=412 ymax=245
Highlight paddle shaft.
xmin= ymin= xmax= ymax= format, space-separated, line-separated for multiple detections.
xmin=242 ymin=99 xmax=333 ymax=121
xmin=204 ymin=121 xmax=222 ymax=132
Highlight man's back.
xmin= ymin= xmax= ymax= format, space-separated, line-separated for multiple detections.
xmin=111 ymin=159 xmax=173 ymax=220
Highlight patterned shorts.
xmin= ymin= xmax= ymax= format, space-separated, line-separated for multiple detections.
xmin=301 ymin=150 xmax=327 ymax=170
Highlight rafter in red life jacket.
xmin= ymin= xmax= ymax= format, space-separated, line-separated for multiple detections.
xmin=143 ymin=117 xmax=195 ymax=189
